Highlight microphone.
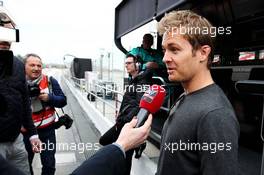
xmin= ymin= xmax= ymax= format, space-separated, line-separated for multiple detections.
xmin=135 ymin=85 xmax=166 ymax=127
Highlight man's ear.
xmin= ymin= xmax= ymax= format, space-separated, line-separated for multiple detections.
xmin=199 ymin=45 xmax=211 ymax=63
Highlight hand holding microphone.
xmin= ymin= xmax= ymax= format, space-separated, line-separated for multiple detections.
xmin=116 ymin=85 xmax=166 ymax=151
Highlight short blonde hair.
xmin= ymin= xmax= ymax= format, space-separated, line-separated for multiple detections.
xmin=157 ymin=10 xmax=215 ymax=68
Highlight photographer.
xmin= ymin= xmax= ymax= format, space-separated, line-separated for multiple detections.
xmin=0 ymin=7 xmax=41 ymax=175
xmin=22 ymin=53 xmax=67 ymax=175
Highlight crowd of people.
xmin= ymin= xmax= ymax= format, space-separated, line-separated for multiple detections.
xmin=0 ymin=5 xmax=239 ymax=175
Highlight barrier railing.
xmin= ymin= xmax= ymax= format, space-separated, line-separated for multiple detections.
xmin=69 ymin=75 xmax=171 ymax=119
xmin=70 ymin=76 xmax=123 ymax=119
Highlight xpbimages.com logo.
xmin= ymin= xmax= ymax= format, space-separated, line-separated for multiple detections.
xmin=32 ymin=141 xmax=100 ymax=154
xmin=88 ymin=84 xmax=166 ymax=94
xmin=163 ymin=140 xmax=232 ymax=154
xmin=165 ymin=25 xmax=232 ymax=38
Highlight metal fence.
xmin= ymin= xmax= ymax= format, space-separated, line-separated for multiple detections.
xmin=70 ymin=75 xmax=172 ymax=120
xmin=70 ymin=76 xmax=124 ymax=121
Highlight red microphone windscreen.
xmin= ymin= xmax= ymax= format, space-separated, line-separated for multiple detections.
xmin=139 ymin=85 xmax=166 ymax=114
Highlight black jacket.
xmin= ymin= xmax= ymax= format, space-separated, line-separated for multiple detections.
xmin=100 ymin=69 xmax=152 ymax=147
xmin=0 ymin=54 xmax=37 ymax=142
xmin=116 ymin=69 xmax=153 ymax=125
xmin=71 ymin=144 xmax=126 ymax=175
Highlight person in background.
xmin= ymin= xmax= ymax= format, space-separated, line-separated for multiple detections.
xmin=0 ymin=8 xmax=41 ymax=175
xmin=99 ymin=54 xmax=152 ymax=175
xmin=23 ymin=53 xmax=67 ymax=175
xmin=129 ymin=33 xmax=165 ymax=71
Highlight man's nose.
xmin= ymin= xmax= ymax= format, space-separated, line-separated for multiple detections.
xmin=163 ymin=51 xmax=171 ymax=63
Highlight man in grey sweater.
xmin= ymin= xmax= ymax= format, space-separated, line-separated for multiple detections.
xmin=155 ymin=10 xmax=239 ymax=175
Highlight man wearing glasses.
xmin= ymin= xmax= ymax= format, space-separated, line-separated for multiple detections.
xmin=99 ymin=54 xmax=152 ymax=175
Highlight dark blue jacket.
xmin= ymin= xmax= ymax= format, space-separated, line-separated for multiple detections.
xmin=46 ymin=76 xmax=67 ymax=108
xmin=0 ymin=56 xmax=37 ymax=142
xmin=71 ymin=144 xmax=126 ymax=175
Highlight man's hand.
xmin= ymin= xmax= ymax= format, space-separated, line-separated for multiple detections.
xmin=38 ymin=93 xmax=49 ymax=102
xmin=146 ymin=62 xmax=159 ymax=69
xmin=30 ymin=138 xmax=42 ymax=153
xmin=116 ymin=114 xmax=153 ymax=151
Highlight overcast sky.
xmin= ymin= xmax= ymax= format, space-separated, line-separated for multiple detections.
xmin=3 ymin=0 xmax=122 ymax=64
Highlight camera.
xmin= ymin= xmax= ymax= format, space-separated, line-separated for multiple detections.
xmin=53 ymin=114 xmax=73 ymax=129
xmin=28 ymin=83 xmax=40 ymax=97
xmin=0 ymin=5 xmax=20 ymax=43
